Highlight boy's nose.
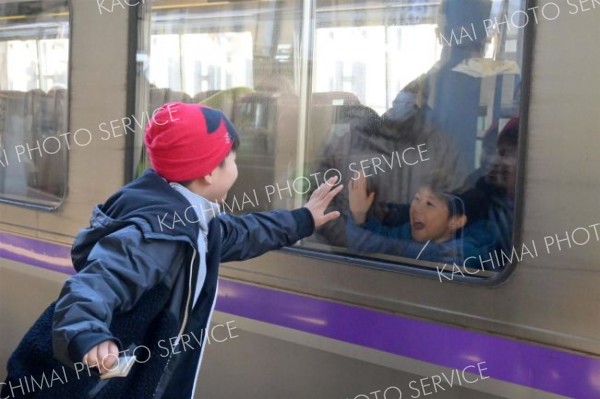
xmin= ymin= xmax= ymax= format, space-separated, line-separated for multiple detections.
xmin=411 ymin=204 xmax=424 ymax=214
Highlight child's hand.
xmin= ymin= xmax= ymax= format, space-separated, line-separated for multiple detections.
xmin=304 ymin=176 xmax=344 ymax=228
xmin=349 ymin=173 xmax=375 ymax=225
xmin=83 ymin=340 xmax=120 ymax=375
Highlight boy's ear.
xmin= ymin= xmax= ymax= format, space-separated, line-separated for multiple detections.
xmin=449 ymin=215 xmax=467 ymax=231
xmin=202 ymin=173 xmax=214 ymax=185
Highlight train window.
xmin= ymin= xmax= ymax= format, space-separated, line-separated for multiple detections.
xmin=137 ymin=0 xmax=528 ymax=280
xmin=0 ymin=1 xmax=70 ymax=209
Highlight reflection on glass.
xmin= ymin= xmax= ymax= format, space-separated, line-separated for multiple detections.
xmin=142 ymin=0 xmax=526 ymax=274
xmin=309 ymin=0 xmax=524 ymax=273
xmin=0 ymin=1 xmax=69 ymax=208
xmin=144 ymin=0 xmax=302 ymax=209
xmin=346 ymin=171 xmax=499 ymax=268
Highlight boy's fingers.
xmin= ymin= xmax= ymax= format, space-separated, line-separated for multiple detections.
xmin=312 ymin=183 xmax=326 ymax=198
xmin=354 ymin=178 xmax=363 ymax=192
xmin=97 ymin=345 xmax=110 ymax=373
xmin=86 ymin=352 xmax=98 ymax=369
xmin=313 ymin=184 xmax=330 ymax=200
xmin=367 ymin=192 xmax=376 ymax=205
xmin=319 ymin=176 xmax=339 ymax=194
xmin=349 ymin=182 xmax=358 ymax=195
xmin=93 ymin=347 xmax=101 ymax=363
xmin=325 ymin=184 xmax=344 ymax=202
xmin=322 ymin=211 xmax=341 ymax=224
xmin=101 ymin=352 xmax=118 ymax=373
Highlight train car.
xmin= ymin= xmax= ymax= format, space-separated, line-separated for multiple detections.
xmin=1 ymin=0 xmax=599 ymax=398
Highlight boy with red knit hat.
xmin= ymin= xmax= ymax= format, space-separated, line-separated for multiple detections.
xmin=2 ymin=103 xmax=342 ymax=399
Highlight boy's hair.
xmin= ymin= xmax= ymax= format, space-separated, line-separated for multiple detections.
xmin=440 ymin=192 xmax=466 ymax=218
xmin=419 ymin=170 xmax=465 ymax=218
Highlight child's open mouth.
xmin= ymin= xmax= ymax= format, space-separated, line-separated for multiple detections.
xmin=412 ymin=221 xmax=425 ymax=231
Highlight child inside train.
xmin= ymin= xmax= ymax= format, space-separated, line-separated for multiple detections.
xmin=347 ymin=170 xmax=498 ymax=267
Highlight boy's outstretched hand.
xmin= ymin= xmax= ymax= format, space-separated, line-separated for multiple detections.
xmin=83 ymin=340 xmax=119 ymax=375
xmin=304 ymin=176 xmax=344 ymax=228
xmin=348 ymin=173 xmax=375 ymax=225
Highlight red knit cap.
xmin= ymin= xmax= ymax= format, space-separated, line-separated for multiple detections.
xmin=144 ymin=102 xmax=238 ymax=182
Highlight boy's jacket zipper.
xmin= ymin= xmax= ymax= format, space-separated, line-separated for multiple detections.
xmin=152 ymin=248 xmax=197 ymax=399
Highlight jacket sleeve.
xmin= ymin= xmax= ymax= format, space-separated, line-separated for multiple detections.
xmin=360 ymin=213 xmax=409 ymax=239
xmin=52 ymin=225 xmax=182 ymax=367
xmin=346 ymin=215 xmax=492 ymax=265
xmin=219 ymin=208 xmax=314 ymax=262
xmin=461 ymin=220 xmax=502 ymax=268
xmin=346 ymin=215 xmax=424 ymax=257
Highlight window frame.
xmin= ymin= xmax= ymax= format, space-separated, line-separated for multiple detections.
xmin=284 ymin=1 xmax=537 ymax=286
xmin=134 ymin=0 xmax=537 ymax=286
xmin=0 ymin=0 xmax=72 ymax=212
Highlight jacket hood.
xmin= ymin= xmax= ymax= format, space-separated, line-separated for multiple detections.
xmin=71 ymin=169 xmax=199 ymax=271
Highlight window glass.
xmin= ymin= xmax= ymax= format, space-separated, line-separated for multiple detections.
xmin=140 ymin=0 xmax=527 ymax=278
xmin=0 ymin=1 xmax=69 ymax=209
xmin=148 ymin=32 xmax=253 ymax=95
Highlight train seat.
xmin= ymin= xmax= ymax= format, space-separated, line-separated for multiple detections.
xmin=311 ymin=91 xmax=361 ymax=106
xmin=148 ymin=87 xmax=192 ymax=115
xmin=192 ymin=90 xmax=220 ymax=103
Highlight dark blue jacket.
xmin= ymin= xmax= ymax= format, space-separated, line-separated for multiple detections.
xmin=2 ymin=169 xmax=314 ymax=399
xmin=346 ymin=214 xmax=498 ymax=268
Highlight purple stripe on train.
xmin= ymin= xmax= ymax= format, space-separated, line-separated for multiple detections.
xmin=0 ymin=232 xmax=74 ymax=275
xmin=1 ymin=231 xmax=599 ymax=397
xmin=218 ymin=279 xmax=600 ymax=398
